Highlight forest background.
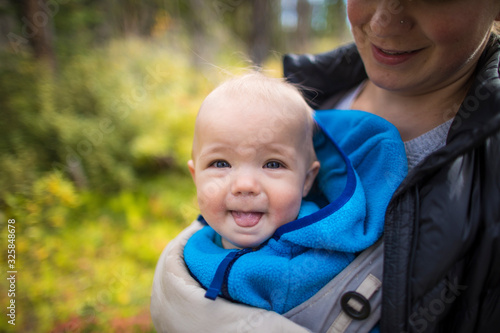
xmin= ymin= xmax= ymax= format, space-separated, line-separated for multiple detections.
xmin=0 ymin=0 xmax=351 ymax=331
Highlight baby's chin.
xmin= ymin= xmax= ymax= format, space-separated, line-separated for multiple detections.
xmin=221 ymin=236 xmax=264 ymax=250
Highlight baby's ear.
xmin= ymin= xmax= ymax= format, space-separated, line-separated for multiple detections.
xmin=187 ymin=160 xmax=196 ymax=181
xmin=303 ymin=161 xmax=320 ymax=197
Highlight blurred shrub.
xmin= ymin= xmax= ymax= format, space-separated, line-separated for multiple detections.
xmin=0 ymin=37 xmax=214 ymax=199
xmin=0 ymin=170 xmax=197 ymax=332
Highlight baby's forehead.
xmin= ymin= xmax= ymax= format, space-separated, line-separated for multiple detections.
xmin=199 ymin=85 xmax=310 ymax=122
xmin=197 ymin=98 xmax=309 ymax=141
xmin=195 ymin=103 xmax=313 ymax=160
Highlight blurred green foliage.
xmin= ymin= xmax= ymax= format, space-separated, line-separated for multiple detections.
xmin=1 ymin=170 xmax=198 ymax=332
xmin=0 ymin=36 xmax=215 ymax=195
xmin=0 ymin=36 xmax=258 ymax=332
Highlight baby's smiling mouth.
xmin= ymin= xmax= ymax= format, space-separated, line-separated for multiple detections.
xmin=231 ymin=211 xmax=263 ymax=228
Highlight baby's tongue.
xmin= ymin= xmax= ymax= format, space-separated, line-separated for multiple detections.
xmin=231 ymin=211 xmax=262 ymax=227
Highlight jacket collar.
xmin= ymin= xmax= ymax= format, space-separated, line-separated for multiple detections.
xmin=283 ymin=43 xmax=366 ymax=108
xmin=447 ymin=36 xmax=500 ymax=143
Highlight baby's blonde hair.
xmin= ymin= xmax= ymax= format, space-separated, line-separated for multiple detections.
xmin=199 ymin=71 xmax=317 ymax=162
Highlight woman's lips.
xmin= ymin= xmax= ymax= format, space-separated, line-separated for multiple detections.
xmin=371 ymin=44 xmax=421 ymax=66
xmin=231 ymin=211 xmax=263 ymax=227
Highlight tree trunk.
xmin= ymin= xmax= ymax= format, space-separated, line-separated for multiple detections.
xmin=249 ymin=0 xmax=271 ymax=67
xmin=295 ymin=0 xmax=312 ymax=53
xmin=19 ymin=0 xmax=57 ymax=71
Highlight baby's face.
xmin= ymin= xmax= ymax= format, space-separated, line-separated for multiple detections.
xmin=188 ymin=99 xmax=319 ymax=249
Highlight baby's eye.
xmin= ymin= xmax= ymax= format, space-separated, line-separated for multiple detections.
xmin=264 ymin=161 xmax=283 ymax=169
xmin=211 ymin=160 xmax=231 ymax=168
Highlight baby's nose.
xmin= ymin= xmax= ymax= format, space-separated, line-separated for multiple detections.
xmin=230 ymin=170 xmax=261 ymax=196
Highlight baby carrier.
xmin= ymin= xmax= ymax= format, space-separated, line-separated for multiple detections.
xmin=151 ymin=110 xmax=407 ymax=333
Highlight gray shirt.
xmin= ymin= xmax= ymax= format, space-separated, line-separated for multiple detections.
xmin=334 ymin=82 xmax=453 ymax=170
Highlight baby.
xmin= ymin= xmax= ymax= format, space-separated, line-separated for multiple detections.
xmin=182 ymin=72 xmax=407 ymax=315
xmin=187 ymin=72 xmax=320 ymax=249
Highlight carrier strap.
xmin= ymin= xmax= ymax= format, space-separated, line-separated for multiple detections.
xmin=328 ymin=274 xmax=381 ymax=333
xmin=284 ymin=239 xmax=384 ymax=333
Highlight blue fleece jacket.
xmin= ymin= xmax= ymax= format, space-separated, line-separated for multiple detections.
xmin=184 ymin=110 xmax=408 ymax=314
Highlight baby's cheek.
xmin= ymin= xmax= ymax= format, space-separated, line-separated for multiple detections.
xmin=197 ymin=178 xmax=226 ymax=202
xmin=196 ymin=185 xmax=224 ymax=217
xmin=273 ymin=189 xmax=303 ymax=225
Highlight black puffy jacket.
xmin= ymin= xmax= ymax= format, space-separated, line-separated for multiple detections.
xmin=283 ymin=39 xmax=500 ymax=333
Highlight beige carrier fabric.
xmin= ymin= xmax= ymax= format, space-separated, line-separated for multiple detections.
xmin=150 ymin=220 xmax=311 ymax=333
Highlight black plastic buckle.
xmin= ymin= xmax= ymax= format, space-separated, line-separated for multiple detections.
xmin=340 ymin=291 xmax=371 ymax=320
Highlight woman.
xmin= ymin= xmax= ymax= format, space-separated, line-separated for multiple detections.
xmin=151 ymin=1 xmax=500 ymax=332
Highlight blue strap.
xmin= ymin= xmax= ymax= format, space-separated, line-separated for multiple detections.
xmin=204 ymin=250 xmax=239 ymax=300
xmin=197 ymin=215 xmax=208 ymax=225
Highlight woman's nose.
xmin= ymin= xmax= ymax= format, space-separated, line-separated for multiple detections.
xmin=369 ymin=1 xmax=410 ymax=37
xmin=230 ymin=170 xmax=261 ymax=196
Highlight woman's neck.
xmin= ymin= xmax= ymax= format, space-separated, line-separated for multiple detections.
xmin=351 ymin=76 xmax=473 ymax=142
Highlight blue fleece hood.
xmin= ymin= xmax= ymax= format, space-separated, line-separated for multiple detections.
xmin=184 ymin=110 xmax=408 ymax=314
